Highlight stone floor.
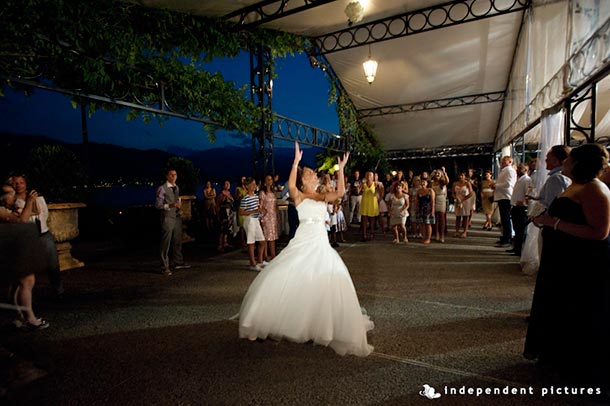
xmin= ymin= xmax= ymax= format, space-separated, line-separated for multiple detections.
xmin=1 ymin=214 xmax=607 ymax=405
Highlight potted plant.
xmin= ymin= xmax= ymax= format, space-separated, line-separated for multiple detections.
xmin=26 ymin=144 xmax=88 ymax=271
xmin=164 ymin=157 xmax=199 ymax=243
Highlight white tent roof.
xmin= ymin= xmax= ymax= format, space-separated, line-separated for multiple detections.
xmin=134 ymin=1 xmax=607 ymax=153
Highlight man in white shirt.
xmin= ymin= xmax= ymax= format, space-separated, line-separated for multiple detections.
xmin=508 ymin=163 xmax=531 ymax=255
xmin=492 ymin=156 xmax=517 ymax=247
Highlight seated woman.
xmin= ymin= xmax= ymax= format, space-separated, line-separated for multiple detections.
xmin=0 ymin=184 xmax=49 ymax=330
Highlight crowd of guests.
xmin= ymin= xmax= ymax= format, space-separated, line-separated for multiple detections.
xmin=194 ymin=164 xmax=499 ymax=270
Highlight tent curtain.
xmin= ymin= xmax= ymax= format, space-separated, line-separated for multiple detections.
xmin=496 ymin=0 xmax=610 ymax=149
xmin=520 ymin=108 xmax=565 ymax=275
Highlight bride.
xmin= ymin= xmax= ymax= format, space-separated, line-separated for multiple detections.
xmin=238 ymin=142 xmax=374 ymax=356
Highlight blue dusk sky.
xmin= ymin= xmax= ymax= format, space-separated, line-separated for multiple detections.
xmin=0 ymin=52 xmax=338 ymax=153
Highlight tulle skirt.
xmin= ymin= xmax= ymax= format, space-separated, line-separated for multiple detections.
xmin=238 ymin=221 xmax=374 ymax=356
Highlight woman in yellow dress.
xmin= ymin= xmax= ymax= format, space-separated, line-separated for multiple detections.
xmin=360 ymin=171 xmax=379 ymax=241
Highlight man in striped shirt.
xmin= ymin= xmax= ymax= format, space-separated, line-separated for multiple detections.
xmin=239 ymin=178 xmax=266 ymax=272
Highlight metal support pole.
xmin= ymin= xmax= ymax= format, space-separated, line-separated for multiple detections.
xmin=250 ymin=45 xmax=274 ymax=180
xmin=80 ymin=102 xmax=90 ymax=186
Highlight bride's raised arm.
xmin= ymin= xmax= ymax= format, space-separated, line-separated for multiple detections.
xmin=288 ymin=141 xmax=304 ymax=205
xmin=324 ymin=151 xmax=350 ymax=203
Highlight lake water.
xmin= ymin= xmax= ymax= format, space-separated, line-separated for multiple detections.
xmin=88 ymin=185 xmax=212 ymax=209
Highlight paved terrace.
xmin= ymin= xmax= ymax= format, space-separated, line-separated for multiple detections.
xmin=1 ymin=214 xmax=606 ymax=405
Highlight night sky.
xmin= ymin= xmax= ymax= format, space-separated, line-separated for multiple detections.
xmin=0 ymin=52 xmax=338 ymax=153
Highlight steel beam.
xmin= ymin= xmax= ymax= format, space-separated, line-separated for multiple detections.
xmin=272 ymin=114 xmax=345 ymax=151
xmin=565 ymin=85 xmax=596 ymax=146
xmin=224 ymin=0 xmax=337 ymax=29
xmin=250 ymin=45 xmax=275 ymax=179
xmin=359 ymin=91 xmax=505 ymax=118
xmin=313 ymin=0 xmax=530 ymax=55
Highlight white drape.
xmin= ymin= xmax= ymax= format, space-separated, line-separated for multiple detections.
xmin=520 ymin=109 xmax=565 ymax=275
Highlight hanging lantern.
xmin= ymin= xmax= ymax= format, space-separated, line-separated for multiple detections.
xmin=363 ymin=45 xmax=377 ymax=84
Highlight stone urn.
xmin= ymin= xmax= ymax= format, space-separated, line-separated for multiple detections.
xmin=47 ymin=202 xmax=86 ymax=271
xmin=179 ymin=195 xmax=196 ymax=243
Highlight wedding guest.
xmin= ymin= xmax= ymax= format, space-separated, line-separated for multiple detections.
xmin=508 ymin=163 xmax=531 ymax=256
xmin=480 ymin=170 xmax=495 ymax=230
xmin=216 ymin=180 xmax=234 ymax=252
xmin=202 ymin=181 xmax=217 ymax=231
xmin=239 ymin=178 xmax=265 ymax=271
xmin=452 ymin=172 xmax=474 ymax=238
xmin=431 ymin=168 xmax=449 ymax=242
xmin=334 ymin=198 xmax=347 ymax=243
xmin=416 ymin=179 xmax=435 ymax=244
xmin=0 ymin=184 xmax=49 ymax=330
xmin=409 ymin=176 xmax=421 ymax=238
xmin=155 ymin=169 xmax=190 ymax=276
xmin=535 ymin=145 xmax=571 ymax=208
xmin=359 ymin=171 xmax=379 ymax=241
xmin=525 ymin=143 xmax=610 ymax=393
xmin=491 ymin=156 xmax=516 ymax=247
xmin=348 ymin=170 xmax=362 ymax=224
xmin=388 ymin=182 xmax=409 ymax=243
xmin=259 ymin=175 xmax=279 ymax=261
xmin=374 ymin=173 xmax=387 ymax=234
xmin=10 ymin=175 xmax=64 ymax=297
xmin=234 ymin=176 xmax=248 ymax=246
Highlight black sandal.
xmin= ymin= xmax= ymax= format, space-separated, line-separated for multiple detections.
xmin=23 ymin=319 xmax=50 ymax=331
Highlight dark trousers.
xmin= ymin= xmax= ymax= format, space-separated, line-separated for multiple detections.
xmin=510 ymin=205 xmax=527 ymax=254
xmin=497 ymin=199 xmax=513 ymax=244
xmin=288 ymin=204 xmax=299 ymax=240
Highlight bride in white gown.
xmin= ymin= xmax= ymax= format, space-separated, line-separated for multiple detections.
xmin=238 ymin=142 xmax=374 ymax=357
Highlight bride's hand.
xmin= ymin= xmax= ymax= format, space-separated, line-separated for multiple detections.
xmin=337 ymin=151 xmax=350 ymax=171
xmin=294 ymin=141 xmax=303 ymax=165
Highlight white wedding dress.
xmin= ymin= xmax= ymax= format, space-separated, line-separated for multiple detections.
xmin=238 ymin=198 xmax=374 ymax=356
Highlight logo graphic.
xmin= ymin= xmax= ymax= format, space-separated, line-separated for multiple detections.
xmin=419 ymin=384 xmax=442 ymax=399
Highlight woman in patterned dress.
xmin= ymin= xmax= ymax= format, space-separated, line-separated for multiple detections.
xmin=259 ymin=175 xmax=279 ymax=260
xmin=431 ymin=168 xmax=449 ymax=242
xmin=416 ymin=179 xmax=436 ymax=244
xmin=216 ymin=180 xmax=235 ymax=252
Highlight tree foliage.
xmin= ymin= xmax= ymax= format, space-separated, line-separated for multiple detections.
xmin=0 ymin=0 xmax=306 ymax=141
xmin=1 ymin=0 xmax=384 ymax=166
xmin=25 ymin=144 xmax=88 ymax=202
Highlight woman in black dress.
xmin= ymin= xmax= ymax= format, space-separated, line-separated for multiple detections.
xmin=525 ymin=143 xmax=610 ymax=392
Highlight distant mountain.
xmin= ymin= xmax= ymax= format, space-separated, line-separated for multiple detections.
xmin=0 ymin=132 xmax=322 ymax=184
xmin=184 ymin=145 xmax=319 ymax=181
